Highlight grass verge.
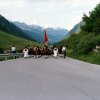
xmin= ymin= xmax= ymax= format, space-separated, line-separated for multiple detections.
xmin=67 ymin=50 xmax=100 ymax=65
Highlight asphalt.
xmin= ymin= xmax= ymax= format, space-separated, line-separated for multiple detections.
xmin=0 ymin=57 xmax=100 ymax=100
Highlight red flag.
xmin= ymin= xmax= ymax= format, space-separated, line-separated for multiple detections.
xmin=44 ymin=30 xmax=48 ymax=44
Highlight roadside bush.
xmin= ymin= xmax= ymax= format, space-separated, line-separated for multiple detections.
xmin=76 ymin=34 xmax=100 ymax=54
xmin=0 ymin=48 xmax=3 ymax=54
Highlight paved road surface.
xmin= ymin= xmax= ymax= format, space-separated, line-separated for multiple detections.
xmin=0 ymin=57 xmax=100 ymax=100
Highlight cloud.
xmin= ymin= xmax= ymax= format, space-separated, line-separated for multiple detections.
xmin=0 ymin=0 xmax=26 ymax=8
xmin=0 ymin=0 xmax=99 ymax=30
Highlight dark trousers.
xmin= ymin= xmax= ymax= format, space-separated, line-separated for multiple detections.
xmin=12 ymin=51 xmax=16 ymax=53
xmin=63 ymin=51 xmax=66 ymax=58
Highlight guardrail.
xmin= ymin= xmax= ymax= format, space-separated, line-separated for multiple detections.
xmin=0 ymin=53 xmax=23 ymax=61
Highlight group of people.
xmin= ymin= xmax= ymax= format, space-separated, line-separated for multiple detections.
xmin=23 ymin=45 xmax=67 ymax=59
xmin=11 ymin=44 xmax=67 ymax=59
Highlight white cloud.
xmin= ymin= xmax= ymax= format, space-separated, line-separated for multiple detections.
xmin=0 ymin=0 xmax=26 ymax=7
xmin=0 ymin=0 xmax=99 ymax=30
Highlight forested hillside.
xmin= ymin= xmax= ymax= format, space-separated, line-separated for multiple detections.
xmin=57 ymin=3 xmax=100 ymax=64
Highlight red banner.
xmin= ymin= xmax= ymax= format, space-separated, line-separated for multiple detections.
xmin=44 ymin=30 xmax=48 ymax=44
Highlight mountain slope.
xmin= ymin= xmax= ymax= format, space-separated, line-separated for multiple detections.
xmin=0 ymin=15 xmax=33 ymax=40
xmin=46 ymin=28 xmax=68 ymax=43
xmin=65 ymin=21 xmax=85 ymax=38
xmin=13 ymin=21 xmax=44 ymax=43
xmin=13 ymin=21 xmax=68 ymax=44
xmin=0 ymin=30 xmax=36 ymax=50
xmin=56 ymin=21 xmax=85 ymax=45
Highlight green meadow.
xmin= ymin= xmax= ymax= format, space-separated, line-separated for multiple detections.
xmin=0 ymin=30 xmax=40 ymax=52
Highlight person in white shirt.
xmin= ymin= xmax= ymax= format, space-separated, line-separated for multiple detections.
xmin=62 ymin=46 xmax=67 ymax=58
xmin=53 ymin=47 xmax=58 ymax=58
xmin=23 ymin=47 xmax=29 ymax=58
xmin=11 ymin=45 xmax=16 ymax=53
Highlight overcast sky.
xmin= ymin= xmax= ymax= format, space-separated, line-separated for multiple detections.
xmin=0 ymin=0 xmax=99 ymax=30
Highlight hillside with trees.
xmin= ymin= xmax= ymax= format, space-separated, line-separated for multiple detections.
xmin=0 ymin=15 xmax=40 ymax=53
xmin=57 ymin=3 xmax=100 ymax=64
